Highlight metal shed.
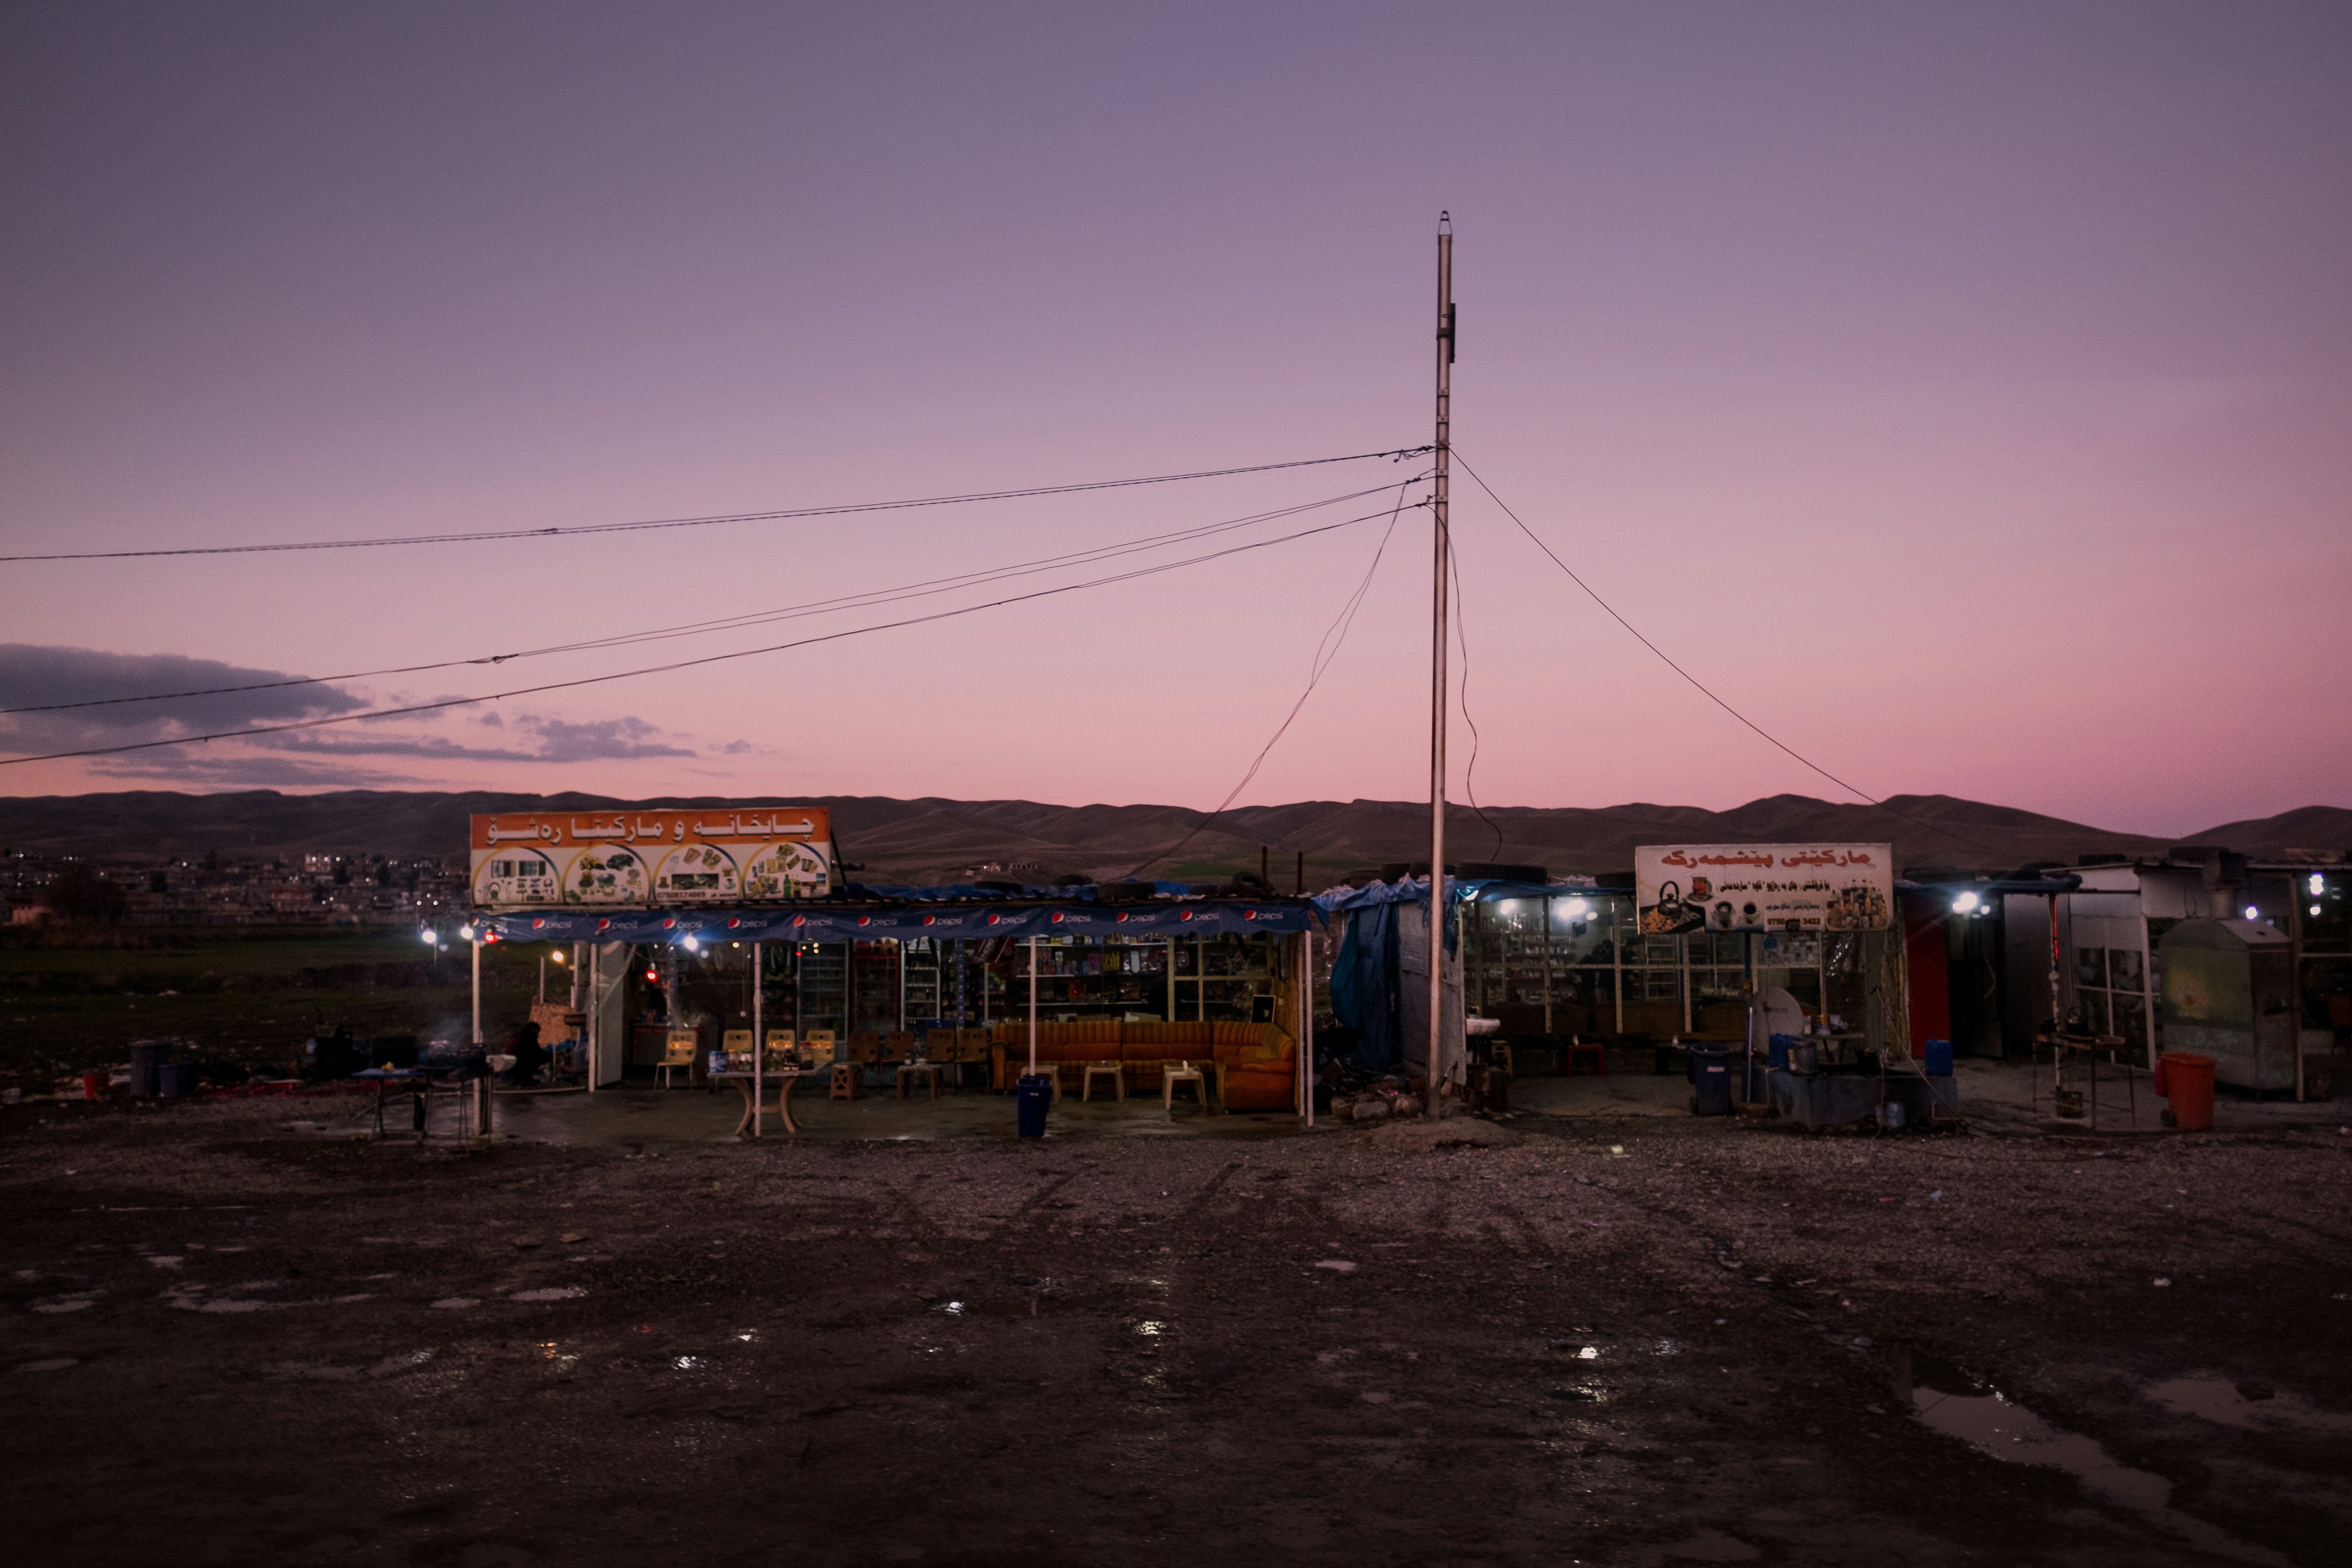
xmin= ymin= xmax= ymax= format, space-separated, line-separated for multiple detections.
xmin=2157 ymin=917 xmax=2298 ymax=1092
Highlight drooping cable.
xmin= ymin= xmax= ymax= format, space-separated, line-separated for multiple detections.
xmin=1125 ymin=482 xmax=1420 ymax=880
xmin=1 ymin=501 xmax=1409 ymax=767
xmin=2 ymin=481 xmax=1412 ymax=716
xmin=0 ymin=446 xmax=1432 ymax=563
xmin=1446 ymin=530 xmax=1505 ymax=865
xmin=1450 ymin=447 xmax=2000 ymax=857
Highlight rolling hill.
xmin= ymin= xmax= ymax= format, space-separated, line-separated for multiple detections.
xmin=3 ymin=789 xmax=2342 ymax=881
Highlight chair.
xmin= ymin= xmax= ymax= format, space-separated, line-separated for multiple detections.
xmin=1487 ymin=1041 xmax=1516 ymax=1078
xmin=848 ymin=1029 xmax=884 ymax=1063
xmin=658 ymin=1031 xmax=698 ymax=1090
xmin=800 ymin=1029 xmax=836 ymax=1067
xmin=721 ymin=1029 xmax=753 ymax=1072
xmin=764 ymin=1029 xmax=795 ymax=1068
xmin=882 ymin=1031 xmax=916 ymax=1063
xmin=1566 ymin=1037 xmax=1607 ymax=1077
xmin=1081 ymin=1061 xmax=1124 ymax=1102
xmin=1163 ymin=1060 xmax=1209 ymax=1111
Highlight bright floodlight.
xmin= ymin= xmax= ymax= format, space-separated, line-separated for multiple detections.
xmin=1952 ymin=891 xmax=1980 ymax=915
xmin=2313 ymin=904 xmax=2324 ymax=918
xmin=683 ymin=935 xmax=701 ymax=953
xmin=420 ymin=929 xmax=438 ymax=945
xmin=550 ymin=949 xmax=566 ymax=965
xmin=2311 ymin=873 xmax=2327 ymax=896
xmin=458 ymin=923 xmax=476 ymax=941
xmin=2243 ymin=905 xmax=2260 ymax=921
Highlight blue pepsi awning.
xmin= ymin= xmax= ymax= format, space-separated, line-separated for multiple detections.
xmin=484 ymin=897 xmax=1315 ymax=945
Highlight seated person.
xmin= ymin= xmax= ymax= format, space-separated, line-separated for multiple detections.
xmin=502 ymin=1020 xmax=549 ymax=1084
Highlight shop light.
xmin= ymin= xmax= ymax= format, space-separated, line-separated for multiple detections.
xmin=1557 ymin=897 xmax=1589 ymax=919
xmin=549 ymin=949 xmax=566 ymax=965
xmin=2313 ymin=904 xmax=2324 ymax=918
xmin=2243 ymin=905 xmax=2260 ymax=921
xmin=458 ymin=923 xmax=477 ymax=942
xmin=420 ymin=929 xmax=439 ymax=946
xmin=1951 ymin=891 xmax=1980 ymax=915
xmin=2311 ymin=873 xmax=2327 ymax=896
xmin=682 ymin=935 xmax=701 ymax=953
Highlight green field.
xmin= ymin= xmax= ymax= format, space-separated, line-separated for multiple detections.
xmin=0 ymin=926 xmax=544 ymax=1081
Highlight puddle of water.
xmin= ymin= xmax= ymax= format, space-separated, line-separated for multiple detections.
xmin=430 ymin=1297 xmax=478 ymax=1310
xmin=1314 ymin=1259 xmax=1357 ymax=1272
xmin=510 ymin=1286 xmax=586 ymax=1302
xmin=1906 ymin=1354 xmax=2291 ymax=1566
xmin=2146 ymin=1375 xmax=2352 ymax=1434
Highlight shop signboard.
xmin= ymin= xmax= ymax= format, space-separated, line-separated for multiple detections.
xmin=469 ymin=808 xmax=835 ymax=909
xmin=1634 ymin=843 xmax=1892 ymax=935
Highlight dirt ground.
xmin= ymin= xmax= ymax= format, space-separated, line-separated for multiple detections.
xmin=4 ymin=1081 xmax=2349 ymax=1567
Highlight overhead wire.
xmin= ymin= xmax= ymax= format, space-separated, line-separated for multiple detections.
xmin=3 ymin=480 xmax=1415 ymax=716
xmin=0 ymin=446 xmax=1432 ymax=563
xmin=1125 ymin=481 xmax=1420 ymax=880
xmin=1449 ymin=447 xmax=2001 ymax=858
xmin=1 ymin=497 xmax=1416 ymax=767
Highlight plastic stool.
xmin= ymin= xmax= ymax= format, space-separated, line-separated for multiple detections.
xmin=1566 ymin=1039 xmax=1607 ymax=1077
xmin=1163 ymin=1060 xmax=1208 ymax=1110
xmin=1081 ymin=1061 xmax=1124 ymax=1102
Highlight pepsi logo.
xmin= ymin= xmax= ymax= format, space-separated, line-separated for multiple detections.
xmin=986 ymin=914 xmax=1002 ymax=925
xmin=857 ymin=916 xmax=872 ymax=927
xmin=530 ymin=919 xmax=545 ymax=929
xmin=1179 ymin=911 xmax=1195 ymax=922
xmin=922 ymin=915 xmax=936 ymax=926
xmin=1050 ymin=912 xmax=1065 ymax=923
xmin=596 ymin=919 xmax=611 ymax=931
xmin=1114 ymin=911 xmax=1129 ymax=922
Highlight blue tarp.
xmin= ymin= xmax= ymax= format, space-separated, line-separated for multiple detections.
xmin=483 ymin=897 xmax=1314 ymax=945
xmin=1326 ymin=899 xmax=1400 ymax=1070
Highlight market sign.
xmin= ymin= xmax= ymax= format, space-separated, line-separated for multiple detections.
xmin=468 ymin=808 xmax=835 ymax=909
xmin=1635 ymin=843 xmax=1892 ymax=935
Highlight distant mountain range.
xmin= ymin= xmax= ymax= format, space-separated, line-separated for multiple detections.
xmin=3 ymin=790 xmax=2346 ymax=881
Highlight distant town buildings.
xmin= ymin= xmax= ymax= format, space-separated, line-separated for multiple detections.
xmin=0 ymin=848 xmax=468 ymax=928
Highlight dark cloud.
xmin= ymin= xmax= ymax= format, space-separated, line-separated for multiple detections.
xmin=518 ymin=717 xmax=694 ymax=762
xmin=0 ymin=643 xmax=365 ymax=755
xmin=3 ymin=646 xmax=697 ymax=776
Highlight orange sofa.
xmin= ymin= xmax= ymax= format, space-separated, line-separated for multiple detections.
xmin=988 ymin=1020 xmax=1299 ymax=1112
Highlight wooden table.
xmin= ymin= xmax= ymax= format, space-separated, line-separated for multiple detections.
xmin=709 ymin=1069 xmax=821 ymax=1136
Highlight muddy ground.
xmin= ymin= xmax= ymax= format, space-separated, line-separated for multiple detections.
xmin=4 ymin=1094 xmax=2349 ymax=1567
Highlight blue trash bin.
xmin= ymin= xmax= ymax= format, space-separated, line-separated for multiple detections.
xmin=158 ymin=1061 xmax=199 ymax=1098
xmin=1768 ymin=1033 xmax=1795 ymax=1072
xmin=1923 ymin=1038 xmax=1954 ymax=1078
xmin=1015 ymin=1074 xmax=1052 ymax=1138
xmin=129 ymin=1040 xmax=170 ymax=1098
xmin=1688 ymin=1046 xmax=1733 ymax=1116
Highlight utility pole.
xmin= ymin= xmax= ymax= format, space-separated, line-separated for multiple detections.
xmin=1427 ymin=213 xmax=1455 ymax=1113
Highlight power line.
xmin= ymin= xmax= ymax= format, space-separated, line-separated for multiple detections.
xmin=3 ymin=480 xmax=1416 ymax=716
xmin=1450 ymin=448 xmax=2001 ymax=858
xmin=1 ymin=446 xmax=1432 ymax=564
xmin=2 ymin=501 xmax=1409 ymax=767
xmin=1126 ymin=484 xmax=1419 ymax=880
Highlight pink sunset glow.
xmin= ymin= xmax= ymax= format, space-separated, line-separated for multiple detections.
xmin=3 ymin=3 xmax=2347 ymax=836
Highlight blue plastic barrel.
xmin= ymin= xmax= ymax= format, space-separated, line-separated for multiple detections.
xmin=1688 ymin=1046 xmax=1733 ymax=1116
xmin=1768 ymin=1033 xmax=1795 ymax=1071
xmin=1924 ymin=1038 xmax=1954 ymax=1077
xmin=1015 ymin=1074 xmax=1052 ymax=1138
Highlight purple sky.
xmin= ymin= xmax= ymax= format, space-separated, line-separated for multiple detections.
xmin=3 ymin=2 xmax=2347 ymax=836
